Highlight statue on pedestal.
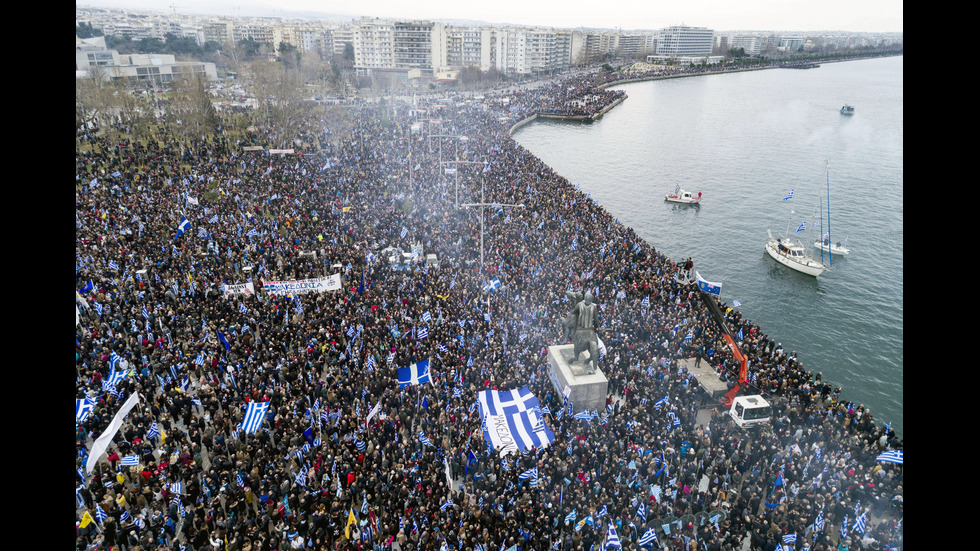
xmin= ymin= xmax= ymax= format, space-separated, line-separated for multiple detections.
xmin=563 ymin=290 xmax=599 ymax=373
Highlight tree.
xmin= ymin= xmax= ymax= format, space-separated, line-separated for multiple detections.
xmin=76 ymin=66 xmax=119 ymax=135
xmin=245 ymin=59 xmax=305 ymax=146
xmin=278 ymin=42 xmax=301 ymax=70
xmin=166 ymin=74 xmax=220 ymax=141
xmin=76 ymin=22 xmax=103 ymax=39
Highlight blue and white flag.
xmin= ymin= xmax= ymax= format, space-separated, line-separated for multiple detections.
xmin=418 ymin=326 xmax=429 ymax=340
xmin=240 ymin=401 xmax=270 ymax=434
xmin=638 ymin=527 xmax=658 ymax=547
xmin=477 ymin=387 xmax=554 ymax=457
xmin=641 ymin=296 xmax=649 ymax=308
xmin=732 ymin=300 xmax=741 ymax=307
xmin=783 ymin=189 xmax=794 ymax=201
xmin=796 ymin=221 xmax=806 ymax=233
xmin=76 ymin=398 xmax=95 ymax=423
xmin=695 ymin=271 xmax=722 ymax=296
xmin=175 ymin=216 xmax=191 ymax=239
xmin=564 ymin=510 xmax=577 ymax=524
xmin=398 ymin=359 xmax=431 ymax=388
xmin=519 ymin=467 xmax=538 ymax=481
xmin=146 ymin=422 xmax=160 ymax=440
xmin=875 ymin=450 xmax=903 ymax=464
xmin=120 ymin=455 xmax=139 ymax=467
xmin=483 ymin=278 xmax=501 ymax=293
xmin=636 ymin=501 xmax=646 ymax=523
xmin=440 ymin=499 xmax=454 ymax=511
xmin=853 ymin=513 xmax=867 ymax=535
xmin=604 ymin=523 xmax=622 ymax=550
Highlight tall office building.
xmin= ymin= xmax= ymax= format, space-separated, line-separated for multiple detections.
xmin=656 ymin=26 xmax=714 ymax=57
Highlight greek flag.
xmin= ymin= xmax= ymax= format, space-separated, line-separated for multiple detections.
xmin=638 ymin=526 xmax=658 ymax=546
xmin=387 ymin=352 xmax=395 ymax=365
xmin=636 ymin=501 xmax=646 ymax=522
xmin=240 ymin=401 xmax=270 ymax=434
xmin=246 ymin=228 xmax=258 ymax=238
xmin=782 ymin=533 xmax=797 ymax=544
xmin=840 ymin=515 xmax=848 ymax=539
xmin=418 ymin=431 xmax=434 ymax=447
xmin=146 ymin=422 xmax=160 ymax=439
xmin=853 ymin=513 xmax=867 ymax=534
xmin=175 ymin=216 xmax=191 ymax=238
xmin=76 ymin=398 xmax=95 ymax=423
xmin=422 ymin=311 xmax=432 ymax=323
xmin=519 ymin=467 xmax=538 ymax=481
xmin=483 ymin=277 xmax=501 ymax=293
xmin=477 ymin=387 xmax=554 ymax=457
xmin=783 ymin=189 xmax=794 ymax=200
xmin=108 ymin=260 xmax=119 ymax=271
xmin=418 ymin=326 xmax=429 ymax=340
xmin=875 ymin=450 xmax=903 ymax=464
xmin=170 ymin=482 xmax=183 ymax=495
xmin=641 ymin=296 xmax=649 ymax=308
xmin=796 ymin=221 xmax=806 ymax=232
xmin=398 ymin=359 xmax=431 ymax=387
xmin=564 ymin=510 xmax=576 ymax=524
xmin=120 ymin=455 xmax=139 ymax=467
xmin=95 ymin=505 xmax=108 ymax=523
xmin=400 ymin=227 xmax=408 ymax=239
xmin=440 ymin=499 xmax=454 ymax=511
xmin=604 ymin=524 xmax=622 ymax=549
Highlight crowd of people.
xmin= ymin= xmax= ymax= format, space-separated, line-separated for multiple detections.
xmin=76 ymin=62 xmax=903 ymax=551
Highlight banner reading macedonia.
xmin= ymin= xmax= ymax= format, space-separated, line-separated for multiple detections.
xmin=477 ymin=386 xmax=555 ymax=457
xmin=220 ymin=282 xmax=255 ymax=297
xmin=262 ymin=274 xmax=342 ymax=295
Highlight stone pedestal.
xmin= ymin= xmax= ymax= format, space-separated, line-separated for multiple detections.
xmin=547 ymin=344 xmax=608 ymax=415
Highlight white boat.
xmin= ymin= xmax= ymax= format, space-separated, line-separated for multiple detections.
xmin=814 ymin=236 xmax=850 ymax=256
xmin=766 ymin=228 xmax=827 ymax=277
xmin=840 ymin=104 xmax=855 ymax=115
xmin=665 ymin=187 xmax=702 ymax=204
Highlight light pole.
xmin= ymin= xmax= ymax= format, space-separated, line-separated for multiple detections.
xmin=445 ymin=159 xmax=484 ymax=209
xmin=427 ymin=134 xmax=468 ymax=207
xmin=460 ymin=178 xmax=524 ymax=274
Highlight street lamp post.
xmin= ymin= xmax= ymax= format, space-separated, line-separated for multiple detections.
xmin=460 ymin=178 xmax=524 ymax=274
xmin=427 ymin=134 xmax=469 ymax=208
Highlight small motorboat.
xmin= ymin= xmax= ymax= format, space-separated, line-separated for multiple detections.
xmin=840 ymin=104 xmax=855 ymax=115
xmin=665 ymin=188 xmax=702 ymax=204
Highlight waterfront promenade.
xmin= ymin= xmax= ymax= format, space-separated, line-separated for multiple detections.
xmin=75 ymin=56 xmax=902 ymax=551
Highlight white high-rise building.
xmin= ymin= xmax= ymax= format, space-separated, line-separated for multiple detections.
xmin=656 ymin=25 xmax=714 ymax=57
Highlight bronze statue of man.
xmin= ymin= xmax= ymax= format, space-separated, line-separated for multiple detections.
xmin=564 ymin=290 xmax=599 ymax=373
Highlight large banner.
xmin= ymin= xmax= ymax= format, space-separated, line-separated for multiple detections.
xmin=262 ymin=274 xmax=342 ymax=295
xmin=477 ymin=387 xmax=555 ymax=457
xmin=220 ymin=282 xmax=255 ymax=297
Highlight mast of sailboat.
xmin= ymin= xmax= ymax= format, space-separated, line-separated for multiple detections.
xmin=819 ymin=195 xmax=825 ymax=264
xmin=825 ymin=160 xmax=832 ymax=268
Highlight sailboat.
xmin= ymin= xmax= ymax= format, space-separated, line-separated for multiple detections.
xmin=814 ymin=162 xmax=850 ymax=257
xmin=766 ymin=215 xmax=827 ymax=277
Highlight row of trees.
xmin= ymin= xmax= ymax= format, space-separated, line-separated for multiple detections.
xmin=76 ymin=72 xmax=219 ymax=145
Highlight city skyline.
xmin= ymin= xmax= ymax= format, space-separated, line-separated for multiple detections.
xmin=79 ymin=0 xmax=903 ymax=33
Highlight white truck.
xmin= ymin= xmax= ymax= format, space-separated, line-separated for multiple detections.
xmin=728 ymin=395 xmax=772 ymax=429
